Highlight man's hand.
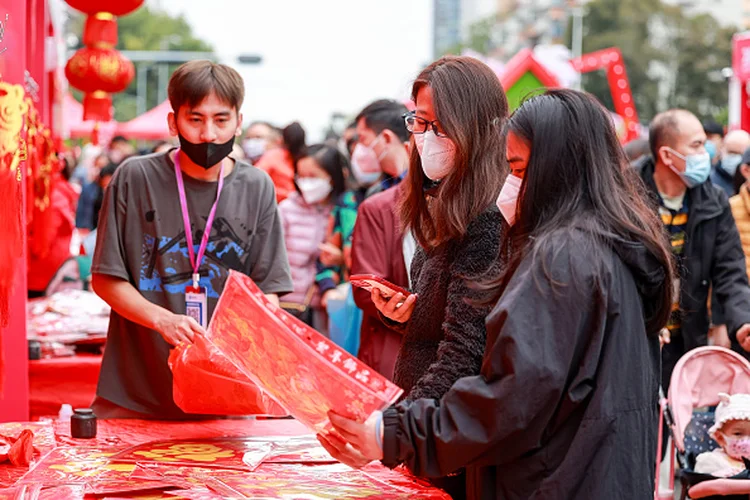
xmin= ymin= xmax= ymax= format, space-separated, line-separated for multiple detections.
xmin=154 ymin=312 xmax=205 ymax=346
xmin=736 ymin=324 xmax=750 ymax=352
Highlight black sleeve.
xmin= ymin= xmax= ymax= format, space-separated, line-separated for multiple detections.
xmin=382 ymin=243 xmax=604 ymax=477
xmin=711 ymin=202 xmax=750 ymax=341
xmin=406 ymin=212 xmax=504 ymax=401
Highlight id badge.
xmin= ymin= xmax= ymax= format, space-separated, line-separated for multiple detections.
xmin=185 ymin=286 xmax=208 ymax=329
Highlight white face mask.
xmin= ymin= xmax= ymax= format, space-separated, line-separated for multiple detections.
xmin=350 ymin=158 xmax=382 ymax=186
xmin=242 ymin=138 xmax=266 ymax=161
xmin=497 ymin=175 xmax=522 ymax=226
xmin=415 ymin=130 xmax=456 ymax=181
xmin=296 ymin=177 xmax=332 ymax=205
xmin=351 ymin=136 xmax=384 ymax=176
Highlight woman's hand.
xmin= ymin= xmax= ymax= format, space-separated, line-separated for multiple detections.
xmin=317 ymin=411 xmax=383 ymax=469
xmin=371 ymin=288 xmax=417 ymax=323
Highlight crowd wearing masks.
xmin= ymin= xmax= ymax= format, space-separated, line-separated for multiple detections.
xmin=32 ymin=54 xmax=750 ymax=500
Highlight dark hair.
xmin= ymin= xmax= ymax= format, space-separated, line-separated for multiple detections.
xmin=734 ymin=157 xmax=749 ymax=194
xmin=282 ymin=121 xmax=307 ymax=163
xmin=99 ymin=163 xmax=118 ymax=182
xmin=168 ymin=60 xmax=245 ymax=114
xmin=703 ymin=120 xmax=724 ymax=138
xmin=110 ymin=136 xmax=127 ymax=146
xmin=399 ymin=56 xmax=509 ymax=250
xmin=296 ymin=144 xmax=348 ymax=199
xmin=496 ymin=89 xmax=674 ymax=334
xmin=356 ymin=99 xmax=409 ymax=142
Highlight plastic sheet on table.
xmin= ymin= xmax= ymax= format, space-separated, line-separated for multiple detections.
xmin=168 ymin=334 xmax=287 ymax=417
xmin=206 ymin=271 xmax=402 ymax=433
xmin=133 ymin=462 xmax=450 ymax=499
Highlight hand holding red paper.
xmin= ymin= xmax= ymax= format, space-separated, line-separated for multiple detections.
xmin=350 ymin=274 xmax=417 ymax=323
xmin=317 ymin=410 xmax=383 ymax=469
xmin=155 ymin=311 xmax=204 ymax=346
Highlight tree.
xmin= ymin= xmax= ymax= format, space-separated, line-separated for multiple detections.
xmin=66 ymin=6 xmax=213 ymax=122
xmin=575 ymin=0 xmax=733 ymax=124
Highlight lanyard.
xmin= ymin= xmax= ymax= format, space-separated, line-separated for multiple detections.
xmin=174 ymin=149 xmax=225 ymax=288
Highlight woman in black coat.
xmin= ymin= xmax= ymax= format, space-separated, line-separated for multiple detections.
xmin=319 ymin=89 xmax=676 ymax=500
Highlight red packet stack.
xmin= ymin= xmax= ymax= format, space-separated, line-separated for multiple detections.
xmin=206 ymin=271 xmax=403 ymax=432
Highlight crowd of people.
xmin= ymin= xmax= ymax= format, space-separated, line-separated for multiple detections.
xmin=29 ymin=55 xmax=750 ymax=499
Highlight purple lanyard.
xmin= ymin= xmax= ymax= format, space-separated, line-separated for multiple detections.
xmin=173 ymin=149 xmax=225 ymax=288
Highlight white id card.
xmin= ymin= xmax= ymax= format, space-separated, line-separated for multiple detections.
xmin=185 ymin=286 xmax=208 ymax=329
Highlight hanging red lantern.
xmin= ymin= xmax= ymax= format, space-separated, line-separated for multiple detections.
xmin=64 ymin=0 xmax=144 ymax=16
xmin=64 ymin=0 xmax=143 ymax=123
xmin=65 ymin=47 xmax=134 ymax=121
xmin=83 ymin=13 xmax=118 ymax=47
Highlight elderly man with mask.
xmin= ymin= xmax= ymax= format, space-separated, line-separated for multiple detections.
xmin=634 ymin=109 xmax=750 ymax=387
xmin=711 ymin=129 xmax=750 ymax=197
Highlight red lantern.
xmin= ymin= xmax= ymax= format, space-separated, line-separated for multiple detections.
xmin=64 ymin=0 xmax=143 ymax=123
xmin=83 ymin=13 xmax=118 ymax=47
xmin=65 ymin=0 xmax=144 ymax=16
xmin=65 ymin=47 xmax=134 ymax=93
xmin=65 ymin=47 xmax=134 ymax=121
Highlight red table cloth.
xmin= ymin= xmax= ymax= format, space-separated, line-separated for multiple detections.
xmin=28 ymin=355 xmax=101 ymax=419
xmin=0 ymin=419 xmax=450 ymax=499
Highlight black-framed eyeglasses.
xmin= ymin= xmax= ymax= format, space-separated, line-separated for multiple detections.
xmin=403 ymin=112 xmax=448 ymax=138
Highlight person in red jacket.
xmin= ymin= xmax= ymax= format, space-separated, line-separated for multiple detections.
xmin=28 ymin=165 xmax=79 ymax=297
xmin=350 ymin=100 xmax=412 ymax=380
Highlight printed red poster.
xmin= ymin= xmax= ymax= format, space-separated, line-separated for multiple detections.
xmin=206 ymin=271 xmax=403 ymax=432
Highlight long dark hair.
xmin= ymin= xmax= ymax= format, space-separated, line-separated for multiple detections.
xmin=399 ymin=56 xmax=509 ymax=250
xmin=295 ymin=144 xmax=348 ymax=199
xmin=283 ymin=121 xmax=307 ymax=163
xmin=495 ymin=89 xmax=674 ymax=334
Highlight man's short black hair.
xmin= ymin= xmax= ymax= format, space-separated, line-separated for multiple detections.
xmin=110 ymin=136 xmax=128 ymax=146
xmin=703 ymin=120 xmax=724 ymax=138
xmin=355 ymin=99 xmax=409 ymax=142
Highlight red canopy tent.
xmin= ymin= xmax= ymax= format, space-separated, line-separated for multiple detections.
xmin=117 ymin=99 xmax=173 ymax=140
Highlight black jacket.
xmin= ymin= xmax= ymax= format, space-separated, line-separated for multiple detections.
xmin=382 ymin=228 xmax=664 ymax=499
xmin=391 ymin=206 xmax=507 ymax=401
xmin=635 ymin=157 xmax=750 ymax=350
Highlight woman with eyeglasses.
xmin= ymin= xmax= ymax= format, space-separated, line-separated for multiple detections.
xmin=350 ymin=56 xmax=509 ymax=498
xmin=319 ymin=89 xmax=674 ymax=500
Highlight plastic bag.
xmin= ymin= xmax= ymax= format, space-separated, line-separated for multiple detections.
xmin=168 ymin=334 xmax=287 ymax=417
xmin=326 ymin=284 xmax=362 ymax=356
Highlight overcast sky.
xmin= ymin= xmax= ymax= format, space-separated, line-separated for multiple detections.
xmin=152 ymin=0 xmax=434 ymax=141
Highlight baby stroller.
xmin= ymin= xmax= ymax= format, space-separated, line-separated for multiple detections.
xmin=656 ymin=346 xmax=750 ymax=500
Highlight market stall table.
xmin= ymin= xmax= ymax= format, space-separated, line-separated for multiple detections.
xmin=0 ymin=418 xmax=450 ymax=499
xmin=28 ymin=354 xmax=102 ymax=419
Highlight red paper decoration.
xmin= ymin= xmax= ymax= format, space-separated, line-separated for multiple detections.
xmin=63 ymin=1 xmax=143 ymax=122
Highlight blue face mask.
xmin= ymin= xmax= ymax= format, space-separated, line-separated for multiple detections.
xmin=705 ymin=140 xmax=718 ymax=163
xmin=667 ymin=149 xmax=711 ymax=188
xmin=721 ymin=153 xmax=743 ymax=177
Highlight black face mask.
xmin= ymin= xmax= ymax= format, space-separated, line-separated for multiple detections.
xmin=178 ymin=134 xmax=235 ymax=169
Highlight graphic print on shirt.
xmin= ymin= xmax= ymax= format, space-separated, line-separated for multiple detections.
xmin=139 ymin=216 xmax=253 ymax=298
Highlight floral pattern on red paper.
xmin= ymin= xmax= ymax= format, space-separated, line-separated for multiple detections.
xmin=206 ymin=271 xmax=402 ymax=432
